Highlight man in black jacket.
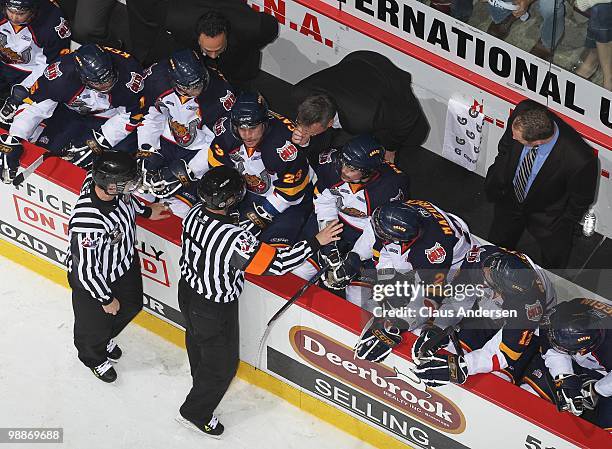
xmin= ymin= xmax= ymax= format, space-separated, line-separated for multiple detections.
xmin=291 ymin=51 xmax=429 ymax=171
xmin=484 ymin=99 xmax=598 ymax=269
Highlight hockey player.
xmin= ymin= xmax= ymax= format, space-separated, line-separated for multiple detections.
xmin=521 ymin=298 xmax=611 ymax=432
xmin=293 ymin=134 xmax=410 ymax=306
xmin=407 ymin=247 xmax=555 ymax=387
xmin=0 ymin=0 xmax=71 ymax=126
xmin=6 ymin=44 xmax=145 ymax=170
xmin=207 ymin=92 xmax=312 ymax=245
xmin=352 ymin=199 xmax=473 ymax=361
xmin=137 ymin=48 xmax=235 ymax=218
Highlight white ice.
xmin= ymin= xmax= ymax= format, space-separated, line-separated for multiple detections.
xmin=0 ymin=255 xmax=374 ymax=449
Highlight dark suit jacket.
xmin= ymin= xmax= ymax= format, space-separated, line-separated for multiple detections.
xmin=292 ymin=51 xmax=429 ymax=159
xmin=484 ymin=100 xmax=598 ymax=233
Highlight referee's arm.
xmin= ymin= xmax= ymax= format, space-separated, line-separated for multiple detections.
xmin=70 ymin=232 xmax=113 ymax=304
xmin=230 ymin=231 xmax=320 ymax=276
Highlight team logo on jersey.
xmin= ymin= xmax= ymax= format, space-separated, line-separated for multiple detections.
xmin=466 ymin=245 xmax=485 ymax=263
xmin=169 ymin=118 xmax=200 ymax=147
xmin=425 ymin=242 xmax=446 ymax=264
xmin=237 ymin=233 xmax=258 ymax=255
xmin=0 ymin=32 xmax=31 ymax=64
xmin=109 ymin=227 xmax=123 ymax=245
xmin=525 ymin=301 xmax=544 ymax=322
xmin=219 ymin=90 xmax=235 ymax=111
xmin=81 ymin=236 xmax=100 ymax=248
xmin=277 ymin=141 xmax=298 ymax=162
xmin=126 ymin=72 xmax=144 ymax=93
xmin=214 ymin=116 xmax=227 ymax=136
xmin=244 ymin=170 xmax=271 ymax=194
xmin=44 ymin=61 xmax=63 ymax=80
xmin=54 ymin=17 xmax=72 ymax=39
xmin=319 ymin=148 xmax=336 ymax=165
xmin=340 ymin=207 xmax=366 ymax=218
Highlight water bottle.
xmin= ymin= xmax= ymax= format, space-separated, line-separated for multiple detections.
xmin=582 ymin=208 xmax=596 ymax=237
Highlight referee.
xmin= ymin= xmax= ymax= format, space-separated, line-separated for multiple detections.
xmin=66 ymin=151 xmax=169 ymax=383
xmin=176 ymin=165 xmax=342 ymax=438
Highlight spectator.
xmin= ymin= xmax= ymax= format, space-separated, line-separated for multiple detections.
xmin=291 ymin=51 xmax=429 ymax=173
xmin=484 ymin=100 xmax=598 ymax=269
xmin=486 ymin=0 xmax=565 ymax=61
xmin=571 ymin=0 xmax=612 ymax=91
xmin=71 ymin=0 xmax=126 ymax=49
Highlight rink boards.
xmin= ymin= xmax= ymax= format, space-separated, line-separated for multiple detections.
xmin=1 ymin=144 xmax=610 ymax=449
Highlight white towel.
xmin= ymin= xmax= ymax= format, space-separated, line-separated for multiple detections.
xmin=441 ymin=96 xmax=485 ymax=172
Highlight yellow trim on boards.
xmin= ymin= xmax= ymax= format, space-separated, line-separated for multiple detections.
xmin=0 ymin=239 xmax=412 ymax=449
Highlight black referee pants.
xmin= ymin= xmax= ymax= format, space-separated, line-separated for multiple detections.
xmin=178 ymin=280 xmax=239 ymax=427
xmin=69 ymin=261 xmax=144 ymax=368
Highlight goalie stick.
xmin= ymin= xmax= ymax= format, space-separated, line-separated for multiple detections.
xmin=256 ymin=263 xmax=329 ymax=369
xmin=12 ymin=152 xmax=62 ymax=187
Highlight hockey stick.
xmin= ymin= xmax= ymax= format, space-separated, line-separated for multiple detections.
xmin=256 ymin=263 xmax=329 ymax=369
xmin=12 ymin=152 xmax=61 ymax=187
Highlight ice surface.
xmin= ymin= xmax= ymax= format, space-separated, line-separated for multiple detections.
xmin=0 ymin=256 xmax=374 ymax=449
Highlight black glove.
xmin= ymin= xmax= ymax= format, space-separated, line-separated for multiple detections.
xmin=413 ymin=353 xmax=468 ymax=387
xmin=0 ymin=134 xmax=23 ymax=183
xmin=411 ymin=325 xmax=449 ymax=363
xmin=244 ymin=202 xmax=273 ymax=230
xmin=553 ymin=374 xmax=584 ymax=416
xmin=581 ymin=378 xmax=599 ymax=411
xmin=0 ymin=85 xmax=29 ymax=127
xmin=62 ymin=129 xmax=111 ymax=168
xmin=144 ymin=159 xmax=195 ymax=198
xmin=319 ymin=242 xmax=343 ymax=268
xmin=323 ymin=251 xmax=361 ymax=290
xmin=354 ymin=317 xmax=402 ymax=363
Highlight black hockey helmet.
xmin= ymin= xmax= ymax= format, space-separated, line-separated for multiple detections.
xmin=74 ymin=44 xmax=117 ymax=93
xmin=482 ymin=250 xmax=536 ymax=296
xmin=338 ymin=134 xmax=385 ymax=180
xmin=371 ymin=201 xmax=422 ymax=243
xmin=197 ymin=166 xmax=246 ymax=210
xmin=92 ymin=151 xmax=141 ymax=195
xmin=168 ymin=49 xmax=209 ymax=97
xmin=4 ymin=0 xmax=39 ymax=23
xmin=230 ymin=92 xmax=269 ymax=138
xmin=547 ymin=299 xmax=607 ymax=355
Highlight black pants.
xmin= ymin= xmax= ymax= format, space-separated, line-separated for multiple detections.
xmin=178 ymin=280 xmax=239 ymax=428
xmin=488 ymin=202 xmax=574 ymax=269
xmin=70 ymin=261 xmax=143 ymax=368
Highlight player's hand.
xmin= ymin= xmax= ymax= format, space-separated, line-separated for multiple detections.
xmin=411 ymin=325 xmax=448 ymax=365
xmin=315 ymin=220 xmax=343 ymax=246
xmin=581 ymin=378 xmax=599 ymax=410
xmin=554 ymin=374 xmax=584 ymax=416
xmin=102 ymin=298 xmax=121 ymax=315
xmin=384 ymin=150 xmax=396 ymax=163
xmin=354 ymin=316 xmax=402 ymax=363
xmin=291 ymin=126 xmax=311 ymax=147
xmin=148 ymin=202 xmax=172 ymax=220
xmin=413 ymin=354 xmax=468 ymax=387
xmin=323 ymin=252 xmax=361 ymax=290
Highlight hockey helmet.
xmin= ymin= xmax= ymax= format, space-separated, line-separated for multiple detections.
xmin=338 ymin=134 xmax=385 ymax=181
xmin=197 ymin=165 xmax=246 ymax=210
xmin=230 ymin=92 xmax=269 ymax=139
xmin=482 ymin=251 xmax=536 ymax=296
xmin=547 ymin=299 xmax=606 ymax=355
xmin=371 ymin=202 xmax=422 ymax=243
xmin=4 ymin=0 xmax=39 ymax=24
xmin=168 ymin=49 xmax=209 ymax=97
xmin=92 ymin=151 xmax=141 ymax=195
xmin=74 ymin=44 xmax=117 ymax=93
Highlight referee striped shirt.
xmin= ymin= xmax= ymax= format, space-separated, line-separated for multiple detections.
xmin=66 ymin=173 xmax=151 ymax=304
xmin=180 ymin=202 xmax=320 ymax=303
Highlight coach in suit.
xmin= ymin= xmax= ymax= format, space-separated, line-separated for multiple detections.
xmin=484 ymin=100 xmax=598 ymax=269
xmin=291 ymin=51 xmax=429 ymax=171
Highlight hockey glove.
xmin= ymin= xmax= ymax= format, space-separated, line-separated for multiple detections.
xmin=145 ymin=159 xmax=196 ymax=198
xmin=0 ymin=85 xmax=29 ymax=127
xmin=413 ymin=354 xmax=468 ymax=387
xmin=320 ymin=242 xmax=344 ymax=268
xmin=411 ymin=325 xmax=449 ymax=365
xmin=244 ymin=203 xmax=273 ymax=230
xmin=323 ymin=251 xmax=361 ymax=290
xmin=553 ymin=374 xmax=584 ymax=416
xmin=354 ymin=316 xmax=402 ymax=363
xmin=0 ymin=134 xmax=23 ymax=183
xmin=62 ymin=129 xmax=111 ymax=169
xmin=580 ymin=378 xmax=599 ymax=411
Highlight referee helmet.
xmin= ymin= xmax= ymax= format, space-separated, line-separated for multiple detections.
xmin=198 ymin=166 xmax=245 ymax=210
xmin=92 ymin=151 xmax=141 ymax=195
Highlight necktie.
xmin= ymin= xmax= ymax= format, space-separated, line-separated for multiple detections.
xmin=513 ymin=145 xmax=538 ymax=203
